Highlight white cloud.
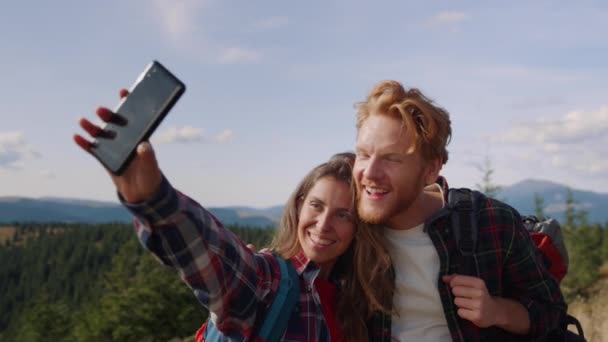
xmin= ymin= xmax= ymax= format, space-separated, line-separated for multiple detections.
xmin=252 ymin=16 xmax=289 ymax=30
xmin=40 ymin=170 xmax=56 ymax=179
xmin=155 ymin=126 xmax=203 ymax=144
xmin=212 ymin=129 xmax=234 ymax=143
xmin=474 ymin=65 xmax=586 ymax=84
xmin=494 ymin=106 xmax=608 ymax=144
xmin=426 ymin=11 xmax=467 ymax=29
xmin=542 ymin=143 xmax=561 ymax=153
xmin=0 ymin=131 xmax=39 ymax=169
xmin=509 ymin=96 xmax=567 ymax=110
xmin=217 ymin=47 xmax=262 ymax=64
xmin=152 ymin=0 xmax=207 ymax=41
xmin=154 ymin=126 xmax=234 ymax=144
xmin=571 ymin=150 xmax=608 ymax=175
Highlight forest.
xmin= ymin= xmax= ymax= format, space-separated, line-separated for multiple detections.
xmin=0 ymin=190 xmax=607 ymax=341
xmin=0 ymin=222 xmax=274 ymax=341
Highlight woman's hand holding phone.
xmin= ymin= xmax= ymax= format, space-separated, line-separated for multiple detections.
xmin=73 ymin=89 xmax=162 ymax=203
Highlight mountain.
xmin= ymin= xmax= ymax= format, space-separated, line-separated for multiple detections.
xmin=0 ymin=197 xmax=132 ymax=223
xmin=2 ymin=179 xmax=607 ymax=225
xmin=0 ymin=197 xmax=277 ymax=228
xmin=499 ymin=179 xmax=608 ymax=224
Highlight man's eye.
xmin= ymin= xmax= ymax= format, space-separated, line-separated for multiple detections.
xmin=309 ymin=202 xmax=322 ymax=210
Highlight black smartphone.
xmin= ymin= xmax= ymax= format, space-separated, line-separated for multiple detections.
xmin=90 ymin=61 xmax=186 ymax=175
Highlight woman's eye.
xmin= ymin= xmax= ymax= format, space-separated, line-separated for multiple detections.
xmin=338 ymin=212 xmax=353 ymax=221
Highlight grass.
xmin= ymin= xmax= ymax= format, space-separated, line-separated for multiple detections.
xmin=599 ymin=262 xmax=608 ymax=278
xmin=0 ymin=226 xmax=16 ymax=244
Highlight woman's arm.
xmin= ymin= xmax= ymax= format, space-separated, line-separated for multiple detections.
xmin=123 ymin=175 xmax=280 ymax=338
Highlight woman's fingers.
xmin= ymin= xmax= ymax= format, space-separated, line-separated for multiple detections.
xmin=73 ymin=133 xmax=92 ymax=151
xmin=96 ymin=107 xmax=127 ymax=126
xmin=119 ymin=88 xmax=129 ymax=98
xmin=96 ymin=107 xmax=113 ymax=122
xmin=79 ymin=117 xmax=103 ymax=137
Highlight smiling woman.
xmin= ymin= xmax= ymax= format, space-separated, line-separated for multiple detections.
xmin=124 ymin=151 xmax=393 ymax=342
xmin=74 ymin=97 xmax=394 ymax=341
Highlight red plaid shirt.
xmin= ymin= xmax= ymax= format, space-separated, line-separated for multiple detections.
xmin=368 ymin=178 xmax=567 ymax=341
xmin=124 ymin=176 xmax=339 ymax=341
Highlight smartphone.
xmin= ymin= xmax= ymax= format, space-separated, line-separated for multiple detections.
xmin=90 ymin=61 xmax=186 ymax=175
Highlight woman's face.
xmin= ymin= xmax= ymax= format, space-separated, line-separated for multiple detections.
xmin=297 ymin=176 xmax=356 ymax=278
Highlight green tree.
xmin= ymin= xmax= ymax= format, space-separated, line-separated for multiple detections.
xmin=13 ymin=296 xmax=74 ymax=342
xmin=561 ymin=189 xmax=600 ymax=299
xmin=602 ymin=221 xmax=608 ymax=263
xmin=533 ymin=193 xmax=545 ymax=219
xmin=75 ymin=239 xmax=206 ymax=341
xmin=475 ymin=155 xmax=502 ymax=198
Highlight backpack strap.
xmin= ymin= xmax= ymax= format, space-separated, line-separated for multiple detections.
xmin=257 ymin=256 xmax=300 ymax=341
xmin=203 ymin=255 xmax=300 ymax=342
xmin=448 ymin=188 xmax=480 ymax=276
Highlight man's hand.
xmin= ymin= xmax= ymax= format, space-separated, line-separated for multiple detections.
xmin=442 ymin=274 xmax=499 ymax=328
xmin=73 ymin=89 xmax=162 ymax=203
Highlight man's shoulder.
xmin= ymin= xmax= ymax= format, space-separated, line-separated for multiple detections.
xmin=447 ymin=187 xmax=523 ymax=226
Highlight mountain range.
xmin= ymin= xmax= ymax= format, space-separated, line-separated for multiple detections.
xmin=1 ymin=179 xmax=606 ymax=226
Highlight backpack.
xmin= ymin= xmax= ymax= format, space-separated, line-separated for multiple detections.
xmin=448 ymin=188 xmax=586 ymax=342
xmin=196 ymin=255 xmax=300 ymax=342
xmin=522 ymin=215 xmax=569 ymax=282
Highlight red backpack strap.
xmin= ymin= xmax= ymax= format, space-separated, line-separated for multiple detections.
xmin=195 ymin=321 xmax=208 ymax=342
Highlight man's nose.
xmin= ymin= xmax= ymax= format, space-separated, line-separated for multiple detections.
xmin=363 ymin=156 xmax=381 ymax=180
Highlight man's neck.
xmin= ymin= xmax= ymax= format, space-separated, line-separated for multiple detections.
xmin=387 ymin=185 xmax=445 ymax=230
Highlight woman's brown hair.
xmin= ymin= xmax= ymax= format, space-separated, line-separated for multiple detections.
xmin=272 ymin=152 xmax=393 ymax=342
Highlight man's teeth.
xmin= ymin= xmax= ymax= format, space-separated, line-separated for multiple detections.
xmin=310 ymin=234 xmax=334 ymax=246
xmin=366 ymin=187 xmax=387 ymax=194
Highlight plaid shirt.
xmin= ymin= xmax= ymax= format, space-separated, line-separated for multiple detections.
xmin=369 ymin=178 xmax=567 ymax=342
xmin=123 ymin=176 xmax=335 ymax=342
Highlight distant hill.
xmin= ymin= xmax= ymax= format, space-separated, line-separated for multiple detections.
xmin=1 ymin=179 xmax=606 ymax=225
xmin=0 ymin=197 xmax=277 ymax=228
xmin=499 ymin=179 xmax=608 ymax=224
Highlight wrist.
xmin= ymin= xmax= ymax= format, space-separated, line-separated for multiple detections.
xmin=491 ymin=296 xmax=508 ymax=327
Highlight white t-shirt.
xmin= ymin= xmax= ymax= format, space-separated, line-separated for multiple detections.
xmin=384 ymin=206 xmax=451 ymax=341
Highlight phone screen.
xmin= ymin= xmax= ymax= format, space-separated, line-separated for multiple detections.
xmin=91 ymin=61 xmax=185 ymax=174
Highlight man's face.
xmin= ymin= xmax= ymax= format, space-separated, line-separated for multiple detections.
xmin=354 ymin=114 xmax=432 ymax=228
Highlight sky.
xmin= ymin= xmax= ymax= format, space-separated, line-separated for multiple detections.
xmin=1 ymin=0 xmax=607 ymax=208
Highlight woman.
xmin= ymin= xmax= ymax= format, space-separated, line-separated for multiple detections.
xmin=74 ymin=98 xmax=393 ymax=342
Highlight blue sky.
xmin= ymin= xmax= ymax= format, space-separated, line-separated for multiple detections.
xmin=1 ymin=0 xmax=607 ymax=207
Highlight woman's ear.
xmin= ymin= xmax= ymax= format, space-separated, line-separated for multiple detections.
xmin=295 ymin=194 xmax=305 ymax=216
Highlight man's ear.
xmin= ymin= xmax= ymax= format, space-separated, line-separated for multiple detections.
xmin=424 ymin=159 xmax=442 ymax=185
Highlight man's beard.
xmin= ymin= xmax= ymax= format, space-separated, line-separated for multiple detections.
xmin=356 ymin=193 xmax=402 ymax=225
xmin=356 ymin=188 xmax=420 ymax=227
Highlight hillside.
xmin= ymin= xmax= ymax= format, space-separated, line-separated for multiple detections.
xmin=500 ymin=179 xmax=608 ymax=223
xmin=1 ymin=178 xmax=607 ymax=225
xmin=568 ymin=278 xmax=608 ymax=341
xmin=0 ymin=198 xmax=276 ymax=227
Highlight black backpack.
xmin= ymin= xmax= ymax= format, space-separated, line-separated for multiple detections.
xmin=448 ymin=188 xmax=586 ymax=341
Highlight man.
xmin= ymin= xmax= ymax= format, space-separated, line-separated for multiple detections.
xmin=353 ymin=80 xmax=566 ymax=341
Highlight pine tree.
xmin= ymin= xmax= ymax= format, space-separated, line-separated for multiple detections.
xmin=533 ymin=193 xmax=545 ymax=219
xmin=475 ymin=155 xmax=502 ymax=198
